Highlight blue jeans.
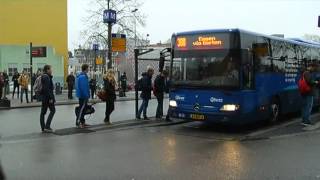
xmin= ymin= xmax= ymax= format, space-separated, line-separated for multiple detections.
xmin=302 ymin=96 xmax=313 ymax=123
xmin=138 ymin=98 xmax=149 ymax=118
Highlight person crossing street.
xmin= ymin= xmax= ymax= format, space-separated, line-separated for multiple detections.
xmin=39 ymin=65 xmax=56 ymax=133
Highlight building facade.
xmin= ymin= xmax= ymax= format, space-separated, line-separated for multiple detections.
xmin=0 ymin=0 xmax=68 ymax=84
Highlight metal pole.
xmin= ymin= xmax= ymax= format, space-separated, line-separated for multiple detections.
xmin=107 ymin=0 xmax=112 ymax=70
xmin=94 ymin=49 xmax=97 ymax=73
xmin=30 ymin=42 xmax=33 ymax=102
xmin=134 ymin=49 xmax=139 ymax=118
xmin=134 ymin=17 xmax=137 ymax=47
xmin=107 ymin=24 xmax=112 ymax=69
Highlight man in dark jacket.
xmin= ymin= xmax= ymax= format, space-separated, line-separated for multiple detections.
xmin=3 ymin=71 xmax=9 ymax=99
xmin=137 ymin=67 xmax=154 ymax=120
xmin=154 ymin=70 xmax=168 ymax=119
xmin=0 ymin=72 xmax=4 ymax=100
xmin=12 ymin=71 xmax=20 ymax=99
xmin=120 ymin=72 xmax=127 ymax=97
xmin=89 ymin=77 xmax=97 ymax=99
xmin=39 ymin=65 xmax=56 ymax=133
xmin=66 ymin=72 xmax=75 ymax=99
xmin=300 ymin=66 xmax=318 ymax=126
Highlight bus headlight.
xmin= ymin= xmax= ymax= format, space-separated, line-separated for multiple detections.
xmin=169 ymin=100 xmax=178 ymax=107
xmin=220 ymin=104 xmax=239 ymax=112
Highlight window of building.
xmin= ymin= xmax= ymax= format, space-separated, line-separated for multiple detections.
xmin=8 ymin=63 xmax=18 ymax=76
xmin=23 ymin=63 xmax=31 ymax=74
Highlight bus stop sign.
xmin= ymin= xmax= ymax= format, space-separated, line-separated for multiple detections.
xmin=103 ymin=9 xmax=117 ymax=24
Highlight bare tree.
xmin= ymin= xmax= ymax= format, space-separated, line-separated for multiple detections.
xmin=303 ymin=34 xmax=320 ymax=43
xmin=81 ymin=0 xmax=146 ymax=49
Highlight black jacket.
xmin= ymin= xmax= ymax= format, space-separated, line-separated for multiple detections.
xmin=140 ymin=72 xmax=153 ymax=100
xmin=104 ymin=78 xmax=116 ymax=101
xmin=41 ymin=73 xmax=55 ymax=103
xmin=154 ymin=75 xmax=167 ymax=98
xmin=303 ymin=71 xmax=317 ymax=96
xmin=3 ymin=73 xmax=9 ymax=85
xmin=89 ymin=79 xmax=97 ymax=90
xmin=66 ymin=74 xmax=75 ymax=86
xmin=12 ymin=73 xmax=20 ymax=86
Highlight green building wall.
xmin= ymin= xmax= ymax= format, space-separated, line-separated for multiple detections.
xmin=0 ymin=45 xmax=64 ymax=85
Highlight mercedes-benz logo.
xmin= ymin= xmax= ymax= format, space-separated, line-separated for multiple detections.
xmin=194 ymin=103 xmax=200 ymax=111
xmin=195 ymin=95 xmax=199 ymax=99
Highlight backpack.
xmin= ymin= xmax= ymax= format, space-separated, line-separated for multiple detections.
xmin=298 ymin=72 xmax=311 ymax=95
xmin=34 ymin=76 xmax=43 ymax=95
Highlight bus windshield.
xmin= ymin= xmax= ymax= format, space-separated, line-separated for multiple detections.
xmin=171 ymin=49 xmax=240 ymax=89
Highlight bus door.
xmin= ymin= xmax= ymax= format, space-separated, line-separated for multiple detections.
xmin=241 ymin=49 xmax=254 ymax=90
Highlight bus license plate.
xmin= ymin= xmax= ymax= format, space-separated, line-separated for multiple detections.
xmin=191 ymin=114 xmax=205 ymax=120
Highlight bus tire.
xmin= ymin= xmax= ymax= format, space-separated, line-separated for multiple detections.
xmin=269 ymin=99 xmax=280 ymax=123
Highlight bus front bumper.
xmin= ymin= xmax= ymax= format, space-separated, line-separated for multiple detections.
xmin=168 ymin=108 xmax=261 ymax=125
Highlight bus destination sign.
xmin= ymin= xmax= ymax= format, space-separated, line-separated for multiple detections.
xmin=175 ymin=34 xmax=229 ymax=51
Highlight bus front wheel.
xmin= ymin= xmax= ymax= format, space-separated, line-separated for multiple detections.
xmin=269 ymin=100 xmax=280 ymax=123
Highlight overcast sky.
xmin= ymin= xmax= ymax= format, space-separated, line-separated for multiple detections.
xmin=68 ymin=0 xmax=320 ymax=50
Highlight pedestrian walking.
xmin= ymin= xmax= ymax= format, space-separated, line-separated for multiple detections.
xmin=89 ymin=77 xmax=97 ymax=99
xmin=3 ymin=71 xmax=9 ymax=98
xmin=0 ymin=72 xmax=4 ymax=100
xmin=12 ymin=71 xmax=20 ymax=99
xmin=137 ymin=67 xmax=154 ymax=120
xmin=39 ymin=65 xmax=56 ymax=133
xmin=66 ymin=72 xmax=75 ymax=99
xmin=120 ymin=72 xmax=127 ymax=97
xmin=76 ymin=64 xmax=90 ymax=128
xmin=0 ymin=163 xmax=5 ymax=180
xmin=299 ymin=65 xmax=318 ymax=126
xmin=154 ymin=70 xmax=169 ymax=120
xmin=19 ymin=71 xmax=30 ymax=103
xmin=104 ymin=69 xmax=116 ymax=124
xmin=31 ymin=73 xmax=37 ymax=88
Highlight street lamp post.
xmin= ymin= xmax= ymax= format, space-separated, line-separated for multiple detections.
xmin=131 ymin=8 xmax=138 ymax=47
xmin=103 ymin=0 xmax=116 ymax=70
xmin=107 ymin=0 xmax=113 ymax=70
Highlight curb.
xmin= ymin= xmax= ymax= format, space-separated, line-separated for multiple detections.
xmin=0 ymin=96 xmax=163 ymax=110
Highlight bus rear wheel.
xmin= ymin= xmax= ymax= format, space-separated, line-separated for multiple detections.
xmin=269 ymin=100 xmax=280 ymax=123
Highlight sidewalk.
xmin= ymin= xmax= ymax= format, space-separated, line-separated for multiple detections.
xmin=1 ymin=91 xmax=149 ymax=109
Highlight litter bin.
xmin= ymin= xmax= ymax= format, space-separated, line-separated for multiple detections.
xmin=55 ymin=82 xmax=62 ymax=95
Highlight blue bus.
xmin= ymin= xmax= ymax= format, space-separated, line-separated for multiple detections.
xmin=168 ymin=29 xmax=320 ymax=124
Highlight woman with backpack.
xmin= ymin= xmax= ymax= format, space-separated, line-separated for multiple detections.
xmin=299 ymin=65 xmax=319 ymax=126
xmin=103 ymin=69 xmax=116 ymax=124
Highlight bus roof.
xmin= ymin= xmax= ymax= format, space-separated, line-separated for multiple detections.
xmin=174 ymin=28 xmax=320 ymax=48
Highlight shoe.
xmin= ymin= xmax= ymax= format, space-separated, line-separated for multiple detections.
xmin=79 ymin=124 xmax=85 ymax=129
xmin=301 ymin=122 xmax=313 ymax=126
xmin=83 ymin=123 xmax=91 ymax=128
xmin=144 ymin=117 xmax=150 ymax=120
xmin=136 ymin=116 xmax=141 ymax=120
xmin=43 ymin=128 xmax=53 ymax=133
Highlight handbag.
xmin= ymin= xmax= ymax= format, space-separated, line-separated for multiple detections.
xmin=75 ymin=105 xmax=95 ymax=116
xmin=97 ymin=89 xmax=108 ymax=101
